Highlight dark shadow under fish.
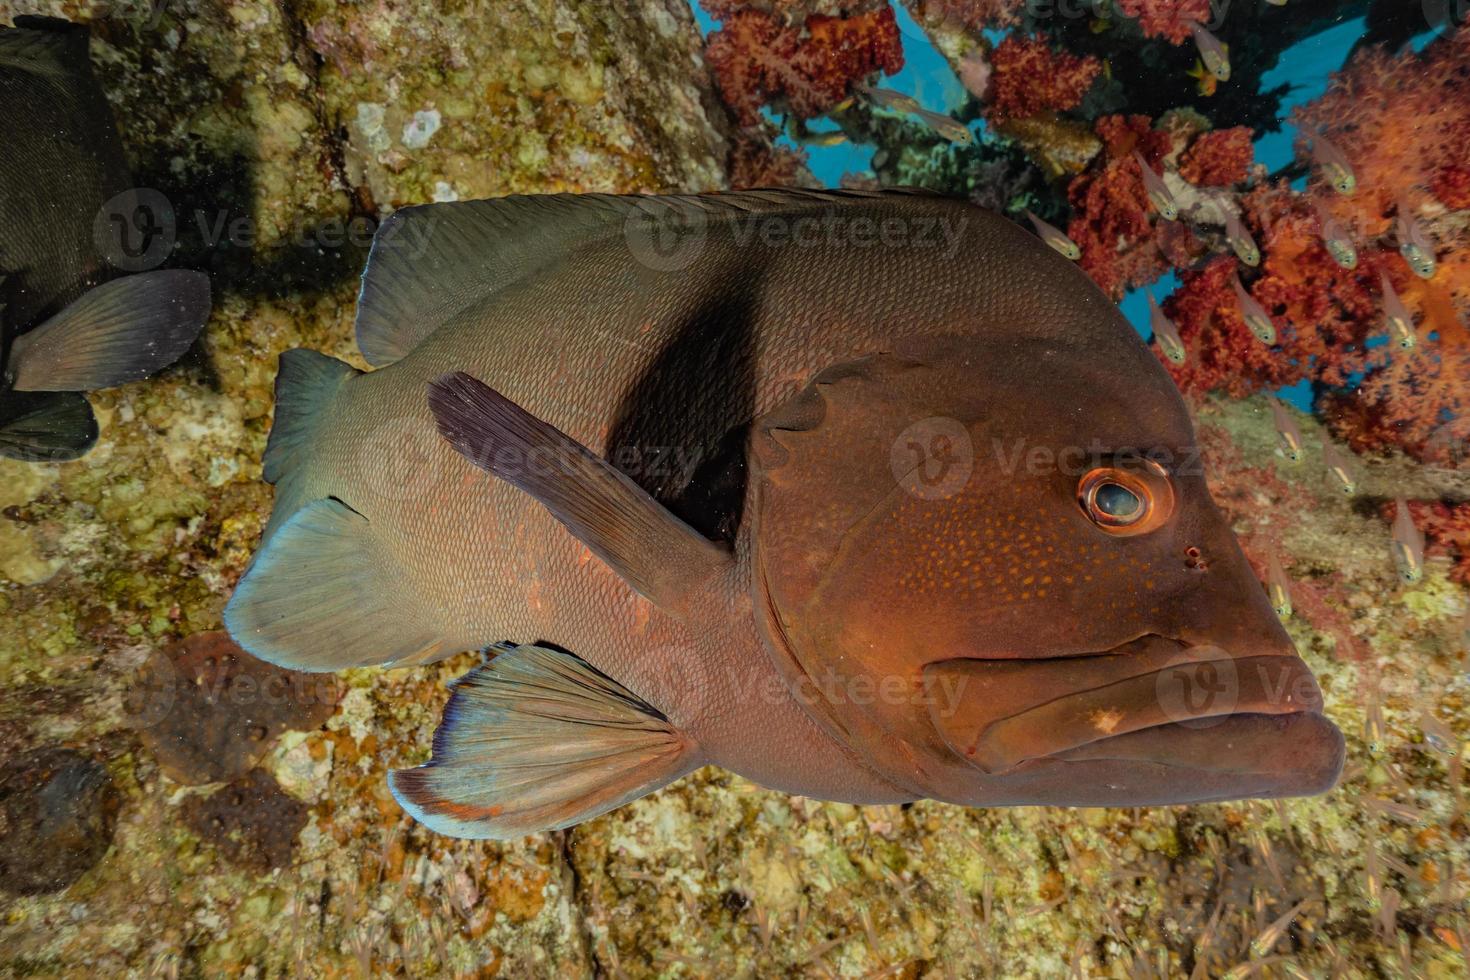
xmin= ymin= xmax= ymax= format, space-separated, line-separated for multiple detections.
xmin=0 ymin=16 xmax=210 ymax=462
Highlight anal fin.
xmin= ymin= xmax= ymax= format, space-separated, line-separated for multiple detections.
xmin=223 ymin=497 xmax=449 ymax=671
xmin=389 ymin=643 xmax=699 ymax=839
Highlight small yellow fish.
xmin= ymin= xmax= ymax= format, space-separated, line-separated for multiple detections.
xmin=914 ymin=108 xmax=974 ymax=145
xmin=1145 ymin=290 xmax=1186 ymax=364
xmin=1024 ymin=209 xmax=1080 ymax=260
xmin=786 ymin=118 xmax=848 ymax=147
xmin=1186 ymin=59 xmax=1218 ymax=97
xmin=1309 ymin=133 xmax=1356 ymax=194
xmin=1379 ymin=272 xmax=1415 ymax=350
xmin=859 ymin=84 xmax=920 ymax=115
xmin=801 ymin=130 xmax=848 ymax=148
xmin=1231 ymin=272 xmax=1275 ymax=344
xmin=1266 ymin=395 xmax=1304 ymax=461
xmin=1132 ymin=151 xmax=1178 ymax=221
xmin=1266 ymin=552 xmax=1293 ymax=620
xmin=1322 ymin=443 xmax=1356 ymax=495
xmin=1391 ymin=497 xmax=1424 ymax=583
xmin=1396 ymin=203 xmax=1437 ymax=279
xmin=1190 ymin=23 xmax=1231 ymax=82
xmin=1223 ymin=207 xmax=1260 ymax=266
xmin=1315 ymin=204 xmax=1356 ymax=269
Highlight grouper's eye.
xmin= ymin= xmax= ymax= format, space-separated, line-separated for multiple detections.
xmin=1078 ymin=460 xmax=1174 ymax=536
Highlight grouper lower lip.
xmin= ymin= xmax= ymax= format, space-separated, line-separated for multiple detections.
xmin=994 ymin=713 xmax=1345 ymax=807
xmin=924 ymin=639 xmax=1341 ymax=796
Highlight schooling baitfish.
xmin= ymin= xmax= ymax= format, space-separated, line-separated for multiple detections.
xmin=225 ymin=190 xmax=1344 ymax=839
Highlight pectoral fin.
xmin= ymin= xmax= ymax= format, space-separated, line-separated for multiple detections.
xmin=9 ymin=271 xmax=211 ymax=392
xmin=0 ymin=390 xmax=98 ymax=462
xmin=389 ymin=642 xmax=698 ymax=839
xmin=426 ymin=371 xmax=732 ymax=616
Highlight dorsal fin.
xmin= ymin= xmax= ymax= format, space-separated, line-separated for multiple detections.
xmin=354 ymin=188 xmax=937 ymax=367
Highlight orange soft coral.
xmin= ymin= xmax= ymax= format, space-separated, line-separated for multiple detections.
xmin=1114 ymin=0 xmax=1212 ymax=44
xmin=1286 ymin=26 xmax=1470 ymax=464
xmin=983 ymin=35 xmax=1101 ymax=124
xmin=704 ymin=6 xmax=904 ymax=127
xmin=1178 ymin=127 xmax=1253 ymax=187
xmin=1158 ymin=182 xmax=1379 ymax=398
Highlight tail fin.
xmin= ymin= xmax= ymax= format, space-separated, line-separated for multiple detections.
xmin=261 ymin=349 xmax=359 ymax=538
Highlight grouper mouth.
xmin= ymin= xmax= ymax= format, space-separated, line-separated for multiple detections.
xmin=924 ymin=637 xmax=1345 ymax=805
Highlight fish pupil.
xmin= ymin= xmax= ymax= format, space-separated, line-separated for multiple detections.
xmin=1094 ymin=483 xmax=1141 ymax=519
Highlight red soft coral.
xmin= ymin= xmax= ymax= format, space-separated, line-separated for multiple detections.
xmin=1114 ymin=0 xmax=1212 ymax=44
xmin=983 ymin=35 xmax=1101 ymax=124
xmin=1064 ymin=115 xmax=1175 ymax=300
xmin=704 ymin=6 xmax=904 ymax=127
xmin=1178 ymin=127 xmax=1253 ymax=186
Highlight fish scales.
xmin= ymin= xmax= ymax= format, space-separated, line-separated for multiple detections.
xmin=228 ymin=190 xmax=1343 ymax=838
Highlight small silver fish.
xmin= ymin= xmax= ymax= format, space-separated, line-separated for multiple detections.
xmin=1132 ymin=151 xmax=1178 ymax=221
xmin=1396 ymin=204 xmax=1437 ymax=279
xmin=1309 ymin=134 xmax=1356 ymax=194
xmin=1223 ymin=207 xmax=1260 ymax=266
xmin=1231 ymin=272 xmax=1276 ymax=344
xmin=1145 ymin=290 xmax=1186 ymax=364
xmin=1379 ymin=272 xmax=1415 ymax=350
xmin=859 ymin=84 xmax=921 ymax=115
xmin=1418 ymin=709 xmax=1455 ymax=754
xmin=1321 ymin=443 xmax=1356 ymax=495
xmin=1250 ymin=900 xmax=1308 ymax=958
xmin=1190 ymin=23 xmax=1231 ymax=82
xmin=913 ymin=108 xmax=974 ymax=145
xmin=1266 ymin=395 xmax=1304 ymax=461
xmin=1314 ymin=204 xmax=1356 ymax=269
xmin=1266 ymin=552 xmax=1293 ymax=621
xmin=1024 ymin=209 xmax=1080 ymax=260
xmin=1391 ymin=498 xmax=1424 ymax=584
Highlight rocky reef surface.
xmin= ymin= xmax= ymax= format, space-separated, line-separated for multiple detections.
xmin=1 ymin=0 xmax=1469 ymax=977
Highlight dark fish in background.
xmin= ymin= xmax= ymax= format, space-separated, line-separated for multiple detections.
xmin=0 ymin=16 xmax=210 ymax=463
xmin=225 ymin=190 xmax=1343 ymax=840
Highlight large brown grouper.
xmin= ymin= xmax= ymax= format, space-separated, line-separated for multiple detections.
xmin=225 ymin=190 xmax=1344 ymax=839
